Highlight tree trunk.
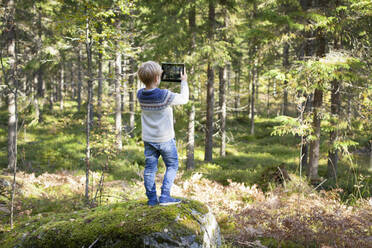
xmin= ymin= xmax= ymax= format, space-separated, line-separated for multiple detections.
xmin=77 ymin=48 xmax=82 ymax=112
xmin=36 ymin=5 xmax=44 ymax=123
xmin=36 ymin=68 xmax=44 ymax=99
xmin=266 ymin=80 xmax=270 ymax=117
xmin=234 ymin=69 xmax=240 ymax=117
xmin=204 ymin=0 xmax=215 ymax=162
xmin=33 ymin=75 xmax=40 ymax=121
xmin=186 ymin=1 xmax=196 ymax=170
xmin=308 ymin=89 xmax=323 ymax=181
xmin=282 ymin=42 xmax=289 ymax=116
xmin=128 ymin=58 xmax=135 ymax=135
xmin=250 ymin=66 xmax=256 ymax=135
xmin=327 ymin=79 xmax=341 ymax=180
xmin=85 ymin=19 xmax=93 ymax=202
xmin=53 ymin=83 xmax=57 ymax=103
xmin=108 ymin=61 xmax=113 ymax=95
xmin=6 ymin=0 xmax=17 ymax=172
xmin=7 ymin=92 xmax=17 ymax=172
xmin=205 ymin=63 xmax=214 ymax=162
xmin=302 ymin=0 xmax=326 ymax=181
xmin=59 ymin=62 xmax=64 ymax=111
xmin=255 ymin=77 xmax=259 ymax=101
xmin=48 ymin=80 xmax=54 ymax=110
xmin=226 ymin=63 xmax=231 ymax=96
xmin=219 ymin=4 xmax=228 ymax=157
xmin=219 ymin=66 xmax=227 ymax=157
xmin=97 ymin=38 xmax=103 ymax=124
xmin=370 ymin=141 xmax=372 ymax=171
xmin=121 ymin=55 xmax=125 ymax=113
xmin=5 ymin=0 xmax=17 ymax=230
xmin=121 ymin=88 xmax=125 ymax=112
xmin=71 ymin=61 xmax=75 ymax=99
xmin=115 ymin=40 xmax=123 ymax=151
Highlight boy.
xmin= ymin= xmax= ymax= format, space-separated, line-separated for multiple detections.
xmin=137 ymin=61 xmax=189 ymax=206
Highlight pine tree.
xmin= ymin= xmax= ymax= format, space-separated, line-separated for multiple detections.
xmin=204 ymin=0 xmax=216 ymax=162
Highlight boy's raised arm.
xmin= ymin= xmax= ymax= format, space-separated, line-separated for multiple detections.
xmin=170 ymin=68 xmax=189 ymax=105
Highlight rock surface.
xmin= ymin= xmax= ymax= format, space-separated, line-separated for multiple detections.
xmin=0 ymin=199 xmax=221 ymax=248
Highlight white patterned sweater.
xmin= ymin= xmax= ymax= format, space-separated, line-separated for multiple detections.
xmin=137 ymin=81 xmax=189 ymax=142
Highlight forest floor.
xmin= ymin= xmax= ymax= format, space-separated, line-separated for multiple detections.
xmin=0 ymin=101 xmax=371 ymax=247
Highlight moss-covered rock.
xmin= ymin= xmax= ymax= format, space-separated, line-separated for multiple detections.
xmin=0 ymin=199 xmax=221 ymax=248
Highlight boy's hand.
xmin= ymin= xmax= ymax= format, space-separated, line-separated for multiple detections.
xmin=181 ymin=67 xmax=187 ymax=82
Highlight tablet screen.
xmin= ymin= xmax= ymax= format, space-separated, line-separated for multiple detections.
xmin=161 ymin=63 xmax=184 ymax=82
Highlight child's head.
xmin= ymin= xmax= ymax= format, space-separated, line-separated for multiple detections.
xmin=137 ymin=61 xmax=162 ymax=87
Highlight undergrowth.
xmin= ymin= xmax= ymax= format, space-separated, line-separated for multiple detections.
xmin=0 ymin=101 xmax=371 ymax=247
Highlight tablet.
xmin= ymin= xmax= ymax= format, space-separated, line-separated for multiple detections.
xmin=161 ymin=63 xmax=185 ymax=82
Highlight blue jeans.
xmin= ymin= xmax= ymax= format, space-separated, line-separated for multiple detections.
xmin=143 ymin=138 xmax=179 ymax=201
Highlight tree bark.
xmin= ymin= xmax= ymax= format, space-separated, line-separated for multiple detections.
xmin=300 ymin=94 xmax=311 ymax=171
xmin=204 ymin=0 xmax=215 ymax=162
xmin=282 ymin=42 xmax=289 ymax=116
xmin=186 ymin=1 xmax=196 ymax=170
xmin=33 ymin=74 xmax=40 ymax=121
xmin=6 ymin=0 xmax=17 ymax=172
xmin=48 ymin=79 xmax=54 ymax=110
xmin=308 ymin=89 xmax=323 ymax=181
xmin=36 ymin=5 xmax=44 ymax=122
xmin=370 ymin=141 xmax=372 ymax=171
xmin=85 ymin=18 xmax=93 ymax=202
xmin=97 ymin=36 xmax=103 ymax=123
xmin=266 ymin=80 xmax=270 ymax=117
xmin=128 ymin=58 xmax=135 ymax=135
xmin=115 ymin=38 xmax=123 ymax=151
xmin=121 ymin=55 xmax=125 ymax=113
xmin=7 ymin=90 xmax=17 ymax=172
xmin=327 ymin=79 xmax=341 ymax=180
xmin=59 ymin=62 xmax=64 ymax=111
xmin=108 ymin=61 xmax=113 ymax=95
xmin=71 ymin=60 xmax=75 ymax=99
xmin=5 ymin=0 xmax=17 ymax=230
xmin=77 ymin=47 xmax=82 ymax=111
xmin=308 ymin=10 xmax=326 ymax=181
xmin=234 ymin=68 xmax=240 ymax=117
xmin=301 ymin=0 xmax=326 ymax=181
xmin=219 ymin=4 xmax=228 ymax=157
xmin=250 ymin=66 xmax=256 ymax=135
xmin=205 ymin=63 xmax=214 ymax=162
xmin=219 ymin=66 xmax=227 ymax=157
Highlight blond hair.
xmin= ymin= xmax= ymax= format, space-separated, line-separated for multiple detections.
xmin=137 ymin=61 xmax=162 ymax=86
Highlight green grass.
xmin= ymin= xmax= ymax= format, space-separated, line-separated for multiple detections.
xmin=0 ymin=100 xmax=371 ymax=200
xmin=0 ymin=100 xmax=371 ymax=248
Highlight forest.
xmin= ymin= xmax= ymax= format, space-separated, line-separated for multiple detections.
xmin=0 ymin=0 xmax=371 ymax=247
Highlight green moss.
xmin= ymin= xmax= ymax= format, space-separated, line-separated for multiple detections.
xmin=0 ymin=199 xmax=209 ymax=248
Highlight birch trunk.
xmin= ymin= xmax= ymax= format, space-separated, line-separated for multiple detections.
xmin=115 ymin=39 xmax=123 ymax=151
xmin=85 ymin=19 xmax=94 ymax=202
xmin=128 ymin=58 xmax=135 ymax=135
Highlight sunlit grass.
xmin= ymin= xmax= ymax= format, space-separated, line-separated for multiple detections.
xmin=0 ymin=101 xmax=370 ymax=211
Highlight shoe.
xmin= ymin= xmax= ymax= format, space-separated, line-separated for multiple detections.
xmin=147 ymin=196 xmax=159 ymax=206
xmin=159 ymin=195 xmax=182 ymax=206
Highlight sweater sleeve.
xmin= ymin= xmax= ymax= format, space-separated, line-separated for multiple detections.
xmin=170 ymin=81 xmax=189 ymax=105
